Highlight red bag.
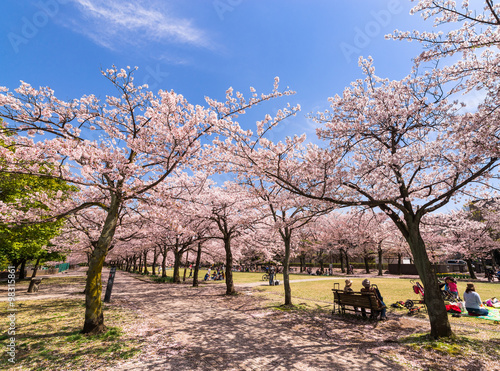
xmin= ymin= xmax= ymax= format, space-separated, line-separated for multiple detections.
xmin=445 ymin=304 xmax=461 ymax=314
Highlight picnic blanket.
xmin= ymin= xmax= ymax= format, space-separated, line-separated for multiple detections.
xmin=461 ymin=308 xmax=500 ymax=321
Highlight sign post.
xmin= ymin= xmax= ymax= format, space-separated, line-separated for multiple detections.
xmin=104 ymin=267 xmax=116 ymax=303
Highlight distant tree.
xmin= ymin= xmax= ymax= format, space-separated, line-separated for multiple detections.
xmin=0 ymin=123 xmax=73 ymax=278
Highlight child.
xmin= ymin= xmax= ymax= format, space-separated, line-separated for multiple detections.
xmin=445 ymin=277 xmax=459 ymax=299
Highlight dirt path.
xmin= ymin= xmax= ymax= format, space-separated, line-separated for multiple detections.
xmin=101 ymin=270 xmax=408 ymax=370
xmin=7 ymin=269 xmax=496 ymax=370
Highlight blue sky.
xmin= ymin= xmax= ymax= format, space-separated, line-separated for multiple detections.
xmin=1 ymin=0 xmax=430 ymax=139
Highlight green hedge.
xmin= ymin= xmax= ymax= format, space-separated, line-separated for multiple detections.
xmin=436 ymin=273 xmax=470 ymax=280
xmin=289 ymin=262 xmax=388 ymax=270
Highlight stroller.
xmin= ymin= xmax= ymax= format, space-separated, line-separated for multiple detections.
xmin=404 ymin=279 xmax=459 ymax=313
xmin=403 ymin=280 xmax=426 ymax=314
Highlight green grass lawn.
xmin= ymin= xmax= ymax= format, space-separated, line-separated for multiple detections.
xmin=0 ymin=299 xmax=141 ymax=370
xmin=129 ymin=269 xmax=500 ymax=329
xmin=260 ymin=276 xmax=499 ymax=303
xmin=257 ymin=276 xmax=500 ymax=328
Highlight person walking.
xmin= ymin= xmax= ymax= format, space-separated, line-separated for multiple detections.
xmin=269 ymin=266 xmax=275 ymax=286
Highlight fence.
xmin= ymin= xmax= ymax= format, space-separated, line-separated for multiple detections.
xmin=55 ymin=262 xmax=70 ymax=273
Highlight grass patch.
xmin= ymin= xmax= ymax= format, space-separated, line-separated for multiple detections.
xmin=0 ymin=299 xmax=142 ymax=370
xmin=0 ymin=275 xmax=86 ymax=288
xmin=399 ymin=332 xmax=500 ymax=358
xmin=151 ymin=276 xmax=174 ymax=283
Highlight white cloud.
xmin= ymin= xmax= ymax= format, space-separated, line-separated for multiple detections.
xmin=64 ymin=0 xmax=211 ymax=51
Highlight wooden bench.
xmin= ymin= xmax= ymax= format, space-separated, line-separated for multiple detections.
xmin=332 ymin=289 xmax=383 ymax=318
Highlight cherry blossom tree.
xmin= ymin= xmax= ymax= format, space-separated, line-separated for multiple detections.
xmin=348 ymin=212 xmax=390 ymax=275
xmin=242 ymin=177 xmax=329 ymax=305
xmin=228 ymin=57 xmax=500 ymax=337
xmin=424 ymin=209 xmax=500 ymax=278
xmin=294 ymin=226 xmax=319 ymax=273
xmin=313 ymin=212 xmax=357 ymax=274
xmin=391 ymin=1 xmax=500 ymax=164
xmin=191 ymin=181 xmax=261 ymax=295
xmin=0 ymin=67 xmax=293 ymax=334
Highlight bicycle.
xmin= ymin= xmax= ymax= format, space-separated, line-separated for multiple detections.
xmin=262 ymin=273 xmax=269 ymax=281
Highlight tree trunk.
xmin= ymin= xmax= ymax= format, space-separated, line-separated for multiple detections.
xmin=19 ymin=260 xmax=26 ymax=280
xmin=299 ymin=254 xmax=305 ymax=273
xmin=193 ymin=242 xmax=202 ymax=287
xmin=378 ymin=244 xmax=383 ymax=276
xmin=33 ymin=257 xmax=41 ymax=278
xmin=345 ymin=251 xmax=350 ymax=274
xmin=183 ymin=251 xmax=189 ymax=282
xmin=82 ymin=196 xmax=120 ymax=334
xmin=407 ymin=221 xmax=452 ymax=338
xmin=132 ymin=255 xmax=137 ymax=272
xmin=161 ymin=247 xmax=167 ymax=278
xmin=466 ymin=258 xmax=477 ymax=279
xmin=173 ymin=247 xmax=182 ymax=284
xmin=152 ymin=246 xmax=157 ymax=275
xmin=138 ymin=254 xmax=143 ymax=273
xmin=340 ymin=249 xmax=345 ymax=273
xmin=143 ymin=250 xmax=149 ymax=275
xmin=283 ymin=234 xmax=292 ymax=306
xmin=27 ymin=257 xmax=41 ymax=293
xmin=397 ymin=253 xmax=402 ymax=275
xmin=364 ymin=256 xmax=370 ymax=274
xmin=125 ymin=257 xmax=131 ymax=272
xmin=224 ymin=236 xmax=235 ymax=295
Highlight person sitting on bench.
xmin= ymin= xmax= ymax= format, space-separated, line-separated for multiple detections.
xmin=360 ymin=279 xmax=387 ymax=320
xmin=344 ymin=278 xmax=359 ymax=313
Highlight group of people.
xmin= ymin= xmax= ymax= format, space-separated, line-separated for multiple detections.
xmin=344 ymin=278 xmax=387 ymax=321
xmin=343 ymin=277 xmax=491 ymax=319
xmin=204 ymin=266 xmax=225 ymax=281
xmin=441 ymin=277 xmax=490 ymax=316
xmin=441 ymin=276 xmax=459 ymax=299
xmin=485 ymin=268 xmax=500 ymax=282
xmin=305 ymin=267 xmax=333 ymax=275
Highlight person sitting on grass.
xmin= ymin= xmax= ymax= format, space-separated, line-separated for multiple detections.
xmin=463 ymin=283 xmax=489 ymax=316
xmin=360 ymin=279 xmax=387 ymax=321
xmin=445 ymin=276 xmax=459 ymax=299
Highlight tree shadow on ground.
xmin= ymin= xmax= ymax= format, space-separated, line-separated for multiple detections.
xmin=111 ymin=272 xmax=407 ymax=370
